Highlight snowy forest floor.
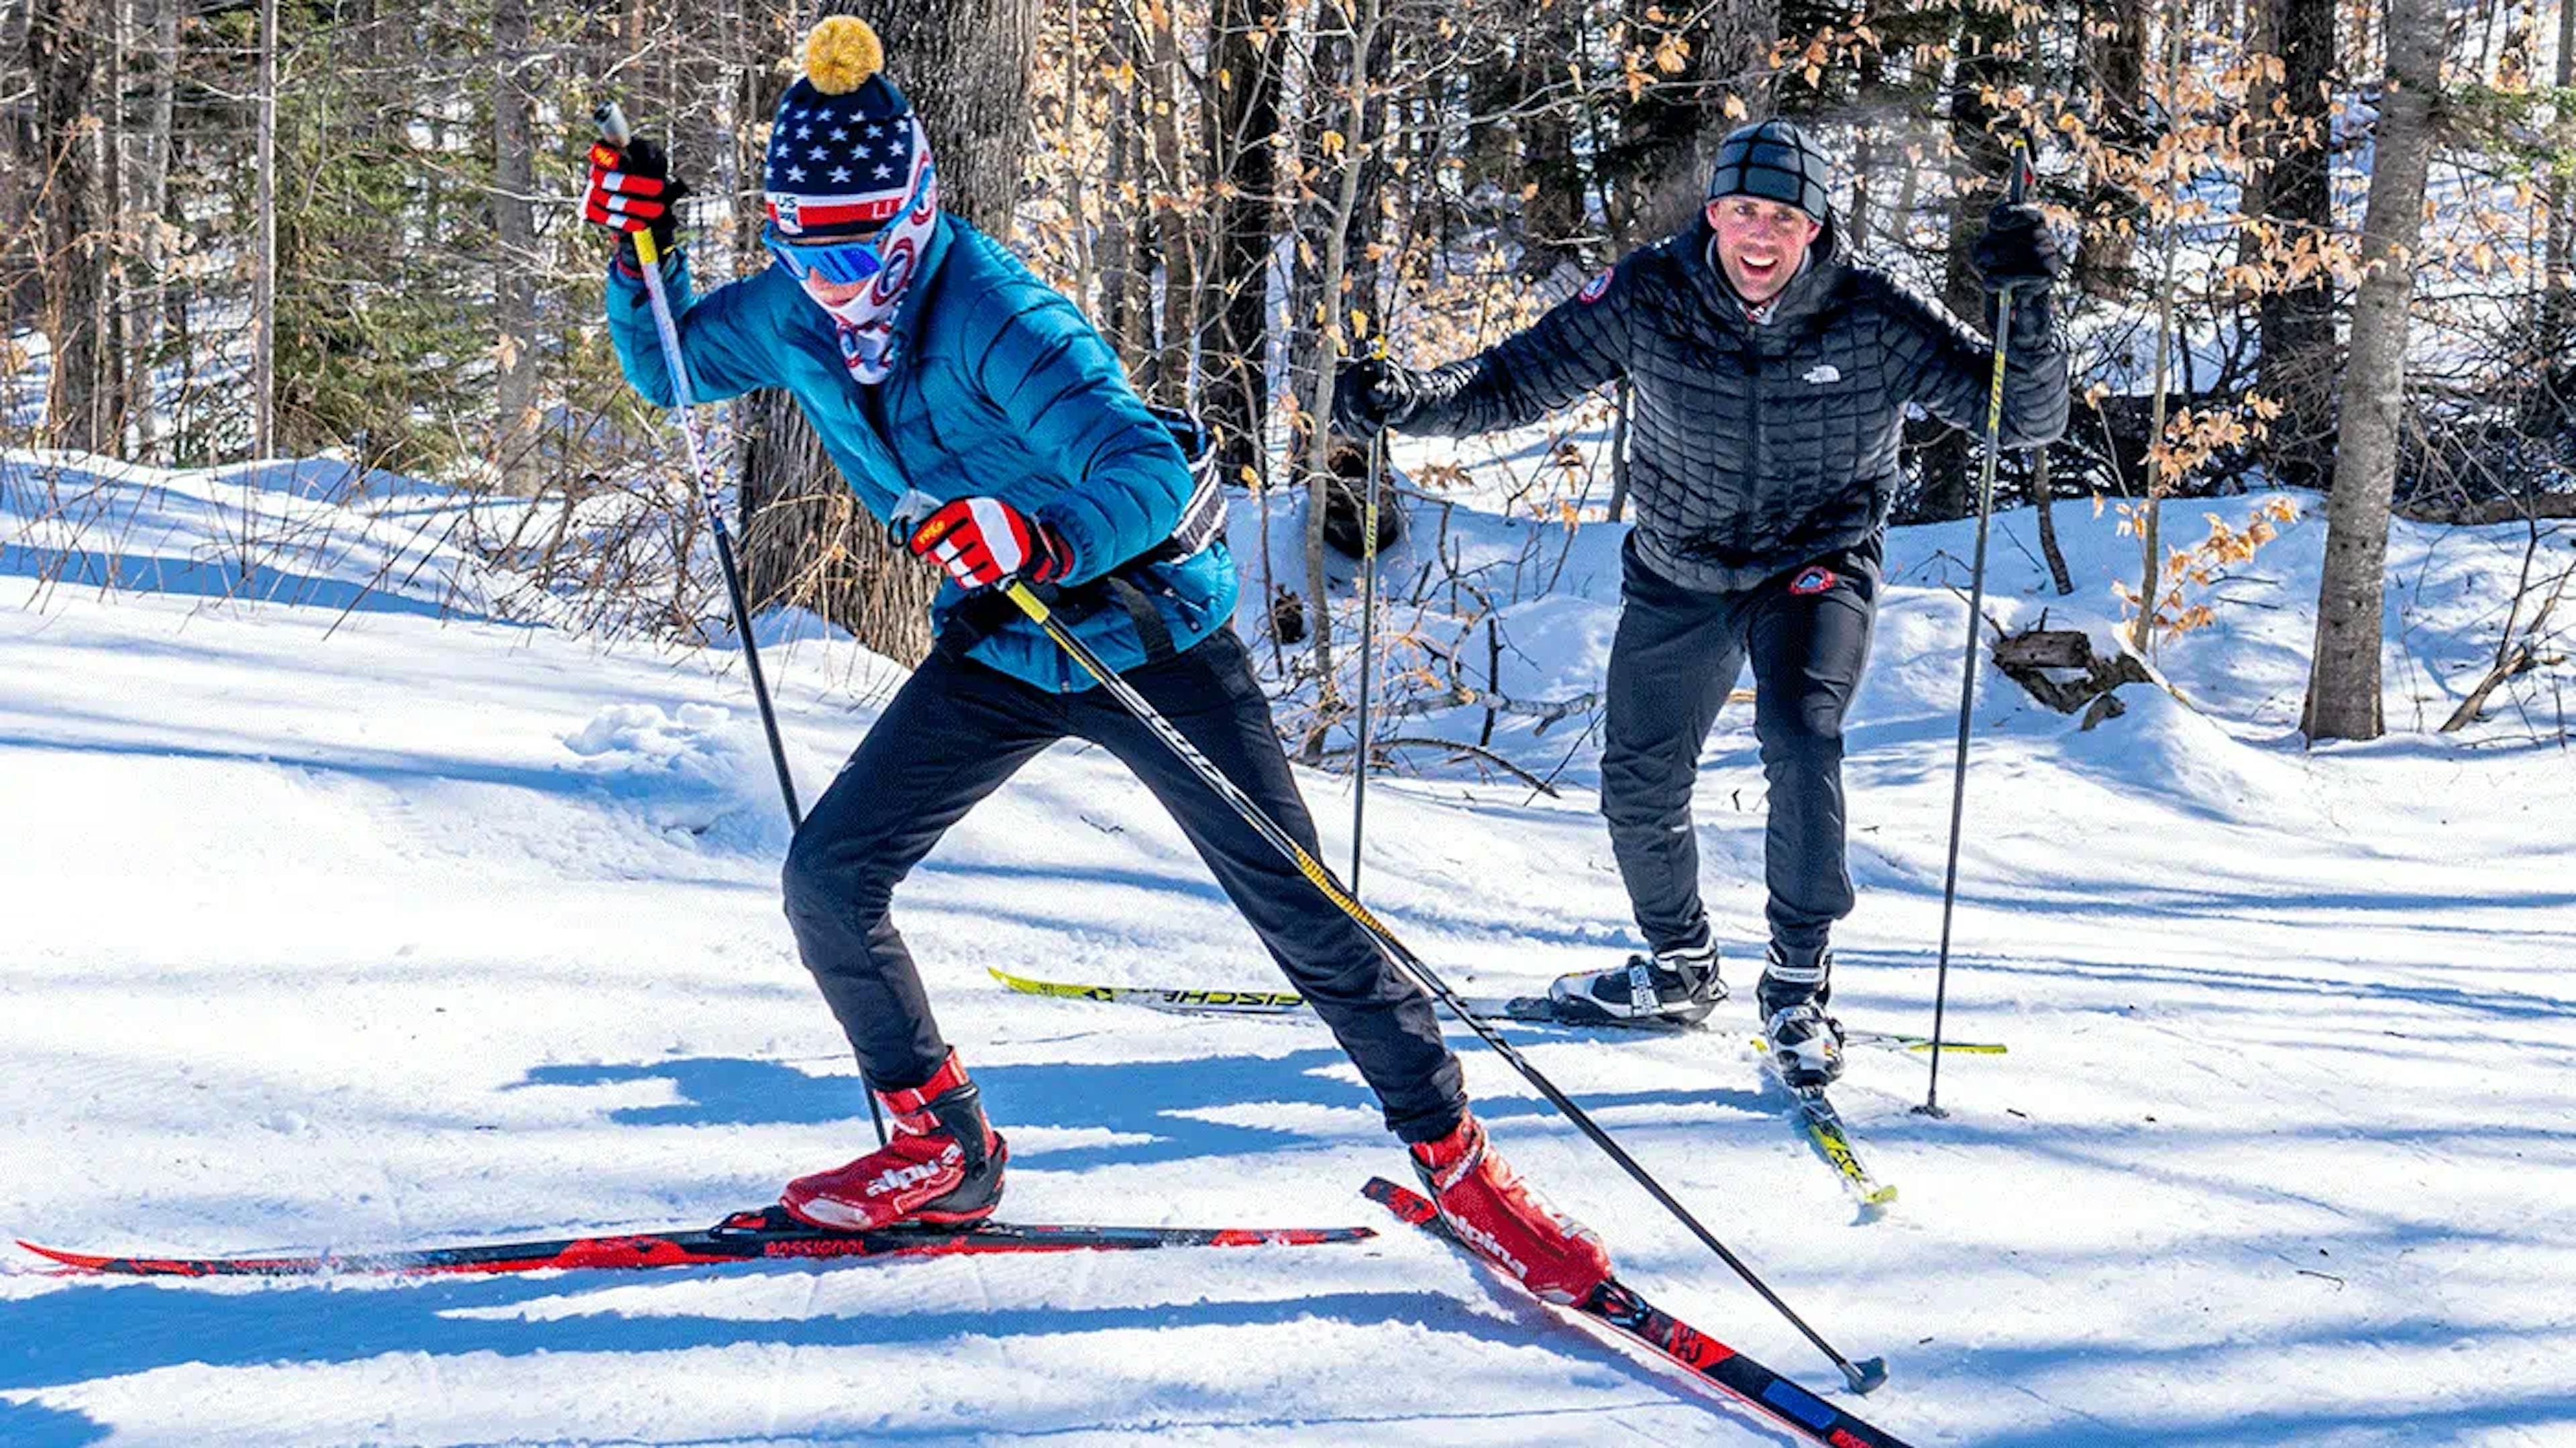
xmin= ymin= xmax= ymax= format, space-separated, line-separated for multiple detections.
xmin=2 ymin=446 xmax=2573 ymax=1447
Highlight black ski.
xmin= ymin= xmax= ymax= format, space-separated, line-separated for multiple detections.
xmin=993 ymin=966 xmax=2006 ymax=1051
xmin=1366 ymin=1178 xmax=1913 ymax=1447
xmin=20 ymin=1206 xmax=1374 ymax=1279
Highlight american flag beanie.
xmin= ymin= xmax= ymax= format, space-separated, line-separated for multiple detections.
xmin=762 ymin=17 xmax=936 ymax=245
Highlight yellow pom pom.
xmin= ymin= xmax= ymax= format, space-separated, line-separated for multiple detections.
xmin=804 ymin=16 xmax=883 ymax=96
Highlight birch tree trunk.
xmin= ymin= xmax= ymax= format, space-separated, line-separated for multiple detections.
xmin=2300 ymin=0 xmax=2442 ymax=741
xmin=2534 ymin=0 xmax=2576 ymax=429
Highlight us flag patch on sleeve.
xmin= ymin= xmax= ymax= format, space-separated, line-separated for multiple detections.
xmin=1578 ymin=269 xmax=1614 ymax=304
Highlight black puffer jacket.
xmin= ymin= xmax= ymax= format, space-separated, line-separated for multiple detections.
xmin=1398 ymin=215 xmax=2068 ymax=593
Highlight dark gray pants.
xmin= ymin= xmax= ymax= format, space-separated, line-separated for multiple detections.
xmin=1601 ymin=535 xmax=1878 ymax=962
xmin=780 ymin=626 xmax=1467 ymax=1144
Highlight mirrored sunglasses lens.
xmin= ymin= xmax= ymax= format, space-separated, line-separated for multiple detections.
xmin=816 ymin=244 xmax=883 ymax=286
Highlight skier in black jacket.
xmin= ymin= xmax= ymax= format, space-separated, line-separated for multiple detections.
xmin=1334 ymin=120 xmax=2068 ymax=1086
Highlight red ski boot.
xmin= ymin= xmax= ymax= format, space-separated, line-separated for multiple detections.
xmin=1409 ymin=1113 xmax=1613 ymax=1304
xmin=782 ymin=1051 xmax=1008 ymax=1231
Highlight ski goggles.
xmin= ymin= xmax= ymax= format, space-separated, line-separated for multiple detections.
xmin=763 ymin=225 xmax=888 ymax=287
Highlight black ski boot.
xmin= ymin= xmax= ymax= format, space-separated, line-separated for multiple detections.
xmin=1759 ymin=943 xmax=1844 ymax=1089
xmin=1548 ymin=929 xmax=1725 ymax=1025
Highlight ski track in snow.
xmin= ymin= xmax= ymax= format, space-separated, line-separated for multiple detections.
xmin=3 ymin=450 xmax=2573 ymax=1446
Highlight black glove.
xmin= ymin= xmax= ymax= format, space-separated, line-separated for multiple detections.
xmin=1332 ymin=356 xmax=1426 ymax=439
xmin=1971 ymin=201 xmax=2063 ymax=291
xmin=585 ymin=136 xmax=689 ymax=262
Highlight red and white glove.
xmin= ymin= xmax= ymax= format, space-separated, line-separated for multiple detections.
xmin=1410 ymin=1113 xmax=1613 ymax=1305
xmin=584 ymin=137 xmax=685 ymax=256
xmin=904 ymin=497 xmax=1072 ymax=591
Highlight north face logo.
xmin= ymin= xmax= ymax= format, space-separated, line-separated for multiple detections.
xmin=1804 ymin=364 xmax=1841 ymax=384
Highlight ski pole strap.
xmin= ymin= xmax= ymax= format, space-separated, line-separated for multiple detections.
xmin=932 ymin=570 xmax=1178 ymax=666
xmin=1102 ymin=575 xmax=1177 ymax=661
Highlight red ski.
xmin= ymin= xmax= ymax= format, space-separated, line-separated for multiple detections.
xmin=1366 ymin=1178 xmax=1915 ymax=1447
xmin=21 ymin=1205 xmax=1373 ymax=1279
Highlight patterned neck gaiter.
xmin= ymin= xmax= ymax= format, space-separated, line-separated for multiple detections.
xmin=798 ymin=120 xmax=939 ymax=385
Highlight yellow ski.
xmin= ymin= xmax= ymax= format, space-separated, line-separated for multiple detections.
xmin=987 ymin=966 xmax=1306 ymax=1015
xmin=1756 ymin=1039 xmax=1898 ymax=1208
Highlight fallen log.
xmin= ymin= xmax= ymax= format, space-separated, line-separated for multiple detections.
xmin=1992 ymin=627 xmax=2153 ymax=728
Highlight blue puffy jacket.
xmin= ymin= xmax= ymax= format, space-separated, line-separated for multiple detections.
xmin=606 ymin=214 xmax=1238 ymax=692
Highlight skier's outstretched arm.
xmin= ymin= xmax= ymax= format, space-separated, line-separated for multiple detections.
xmin=1888 ymin=205 xmax=2070 ymax=449
xmin=1337 ymin=263 xmax=1636 ymax=441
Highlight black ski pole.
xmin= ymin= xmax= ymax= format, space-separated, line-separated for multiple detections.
xmin=984 ymin=574 xmax=1887 ymax=1396
xmin=1919 ymin=142 xmax=2033 ymax=1120
xmin=1350 ymin=346 xmax=1387 ymax=895
xmin=598 ymin=101 xmax=886 ymax=1149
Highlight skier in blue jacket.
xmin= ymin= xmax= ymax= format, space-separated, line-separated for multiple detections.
xmin=582 ymin=15 xmax=1610 ymax=1304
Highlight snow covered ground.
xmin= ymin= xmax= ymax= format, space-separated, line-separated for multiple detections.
xmin=3 ymin=447 xmax=2573 ymax=1447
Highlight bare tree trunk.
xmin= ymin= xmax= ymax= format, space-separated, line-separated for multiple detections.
xmin=737 ymin=0 xmax=1040 ymax=664
xmin=1204 ymin=0 xmax=1285 ymax=498
xmin=99 ymin=0 xmax=126 ymax=450
xmin=2129 ymin=3 xmax=2189 ymax=650
xmin=1519 ymin=2 xmax=1585 ymax=271
xmin=1145 ymin=1 xmax=1197 ymax=411
xmin=253 ymin=0 xmax=278 ymax=458
xmin=1059 ymin=0 xmax=1092 ymax=315
xmin=1611 ymin=0 xmax=1778 ymax=249
xmin=1095 ymin=15 xmax=1142 ymax=367
xmin=125 ymin=0 xmax=177 ymax=463
xmin=1295 ymin=0 xmax=1382 ymax=752
xmin=2031 ymin=450 xmax=2074 ymax=594
xmin=491 ymin=0 xmax=541 ymax=490
xmin=28 ymin=0 xmax=105 ymax=452
xmin=2534 ymin=0 xmax=2576 ymax=430
xmin=1919 ymin=0 xmax=2017 ymax=523
xmin=2258 ymin=0 xmax=2337 ymax=490
xmin=2075 ymin=0 xmax=2147 ymax=293
xmin=2300 ymin=0 xmax=2442 ymax=742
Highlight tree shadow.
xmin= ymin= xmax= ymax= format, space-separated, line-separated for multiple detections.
xmin=509 ymin=1049 xmax=1772 ymax=1172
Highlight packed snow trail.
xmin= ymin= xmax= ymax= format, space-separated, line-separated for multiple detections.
xmin=3 ymin=453 xmax=2573 ymax=1445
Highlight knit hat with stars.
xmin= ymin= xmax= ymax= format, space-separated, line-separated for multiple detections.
xmin=761 ymin=17 xmax=935 ymax=243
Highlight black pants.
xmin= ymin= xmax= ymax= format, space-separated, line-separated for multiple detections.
xmin=1601 ymin=535 xmax=1879 ymax=962
xmin=780 ymin=626 xmax=1466 ymax=1144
